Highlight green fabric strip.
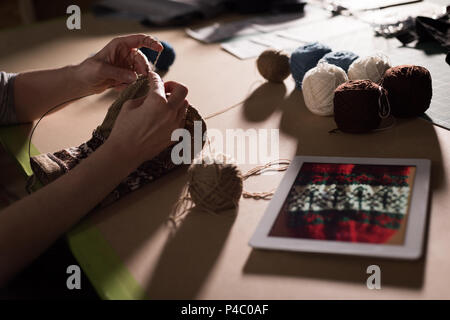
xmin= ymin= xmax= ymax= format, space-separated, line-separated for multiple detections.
xmin=0 ymin=125 xmax=145 ymax=300
xmin=0 ymin=125 xmax=39 ymax=176
xmin=67 ymin=222 xmax=146 ymax=300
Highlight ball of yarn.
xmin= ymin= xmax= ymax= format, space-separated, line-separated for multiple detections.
xmin=140 ymin=40 xmax=176 ymax=71
xmin=334 ymin=80 xmax=387 ymax=133
xmin=290 ymin=42 xmax=332 ymax=88
xmin=348 ymin=54 xmax=391 ymax=83
xmin=256 ymin=49 xmax=291 ymax=83
xmin=302 ymin=62 xmax=348 ymax=116
xmin=319 ymin=50 xmax=359 ymax=72
xmin=380 ymin=65 xmax=432 ymax=118
xmin=188 ymin=154 xmax=243 ymax=213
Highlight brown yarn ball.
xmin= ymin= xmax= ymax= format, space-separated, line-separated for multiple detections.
xmin=187 ymin=155 xmax=243 ymax=213
xmin=333 ymin=80 xmax=386 ymax=133
xmin=257 ymin=49 xmax=290 ymax=83
xmin=380 ymin=65 xmax=432 ymax=118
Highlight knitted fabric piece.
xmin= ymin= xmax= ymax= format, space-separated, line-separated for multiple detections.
xmin=269 ymin=163 xmax=414 ymax=244
xmin=30 ymin=76 xmax=207 ymax=207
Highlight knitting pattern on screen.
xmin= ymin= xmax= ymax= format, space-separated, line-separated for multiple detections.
xmin=269 ymin=163 xmax=415 ymax=244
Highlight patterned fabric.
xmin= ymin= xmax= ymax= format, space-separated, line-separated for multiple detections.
xmin=30 ymin=76 xmax=207 ymax=208
xmin=30 ymin=106 xmax=206 ymax=208
xmin=269 ymin=163 xmax=415 ymax=244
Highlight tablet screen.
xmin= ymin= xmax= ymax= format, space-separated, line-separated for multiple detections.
xmin=269 ymin=163 xmax=416 ymax=245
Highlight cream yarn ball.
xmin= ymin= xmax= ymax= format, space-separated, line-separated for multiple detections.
xmin=302 ymin=62 xmax=348 ymax=116
xmin=348 ymin=54 xmax=391 ymax=83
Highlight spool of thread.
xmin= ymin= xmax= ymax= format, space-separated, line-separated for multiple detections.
xmin=319 ymin=50 xmax=359 ymax=72
xmin=290 ymin=42 xmax=332 ymax=88
xmin=256 ymin=49 xmax=291 ymax=83
xmin=188 ymin=154 xmax=243 ymax=213
xmin=348 ymin=54 xmax=391 ymax=83
xmin=334 ymin=80 xmax=388 ymax=133
xmin=302 ymin=62 xmax=348 ymax=116
xmin=140 ymin=40 xmax=176 ymax=71
xmin=380 ymin=65 xmax=432 ymax=118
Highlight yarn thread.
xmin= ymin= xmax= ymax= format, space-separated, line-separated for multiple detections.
xmin=377 ymin=85 xmax=391 ymax=119
xmin=140 ymin=40 xmax=175 ymax=71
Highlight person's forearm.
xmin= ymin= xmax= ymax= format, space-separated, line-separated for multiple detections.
xmin=0 ymin=140 xmax=139 ymax=286
xmin=13 ymin=65 xmax=90 ymax=122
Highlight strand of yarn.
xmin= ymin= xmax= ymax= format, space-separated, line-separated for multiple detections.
xmin=152 ymin=49 xmax=162 ymax=72
xmin=242 ymin=159 xmax=291 ymax=200
xmin=377 ymin=85 xmax=391 ymax=119
xmin=27 ymin=93 xmax=94 ymax=192
xmin=204 ymin=80 xmax=264 ymax=120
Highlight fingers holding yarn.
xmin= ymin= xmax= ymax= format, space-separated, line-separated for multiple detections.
xmin=111 ymin=34 xmax=163 ymax=53
xmin=146 ymin=71 xmax=166 ymax=98
xmin=128 ymin=48 xmax=151 ymax=76
xmin=176 ymin=100 xmax=189 ymax=125
xmin=140 ymin=41 xmax=176 ymax=72
xmin=165 ymin=81 xmax=189 ymax=109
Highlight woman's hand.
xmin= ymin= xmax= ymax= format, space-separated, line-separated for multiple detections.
xmin=106 ymin=71 xmax=189 ymax=169
xmin=74 ymin=34 xmax=163 ymax=94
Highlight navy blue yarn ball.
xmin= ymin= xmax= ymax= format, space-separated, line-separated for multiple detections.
xmin=319 ymin=50 xmax=359 ymax=72
xmin=140 ymin=41 xmax=176 ymax=71
xmin=290 ymin=42 xmax=332 ymax=89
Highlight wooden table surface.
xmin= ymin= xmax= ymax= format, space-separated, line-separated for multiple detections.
xmin=0 ymin=9 xmax=449 ymax=299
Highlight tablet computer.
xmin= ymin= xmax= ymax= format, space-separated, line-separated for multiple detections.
xmin=249 ymin=156 xmax=431 ymax=259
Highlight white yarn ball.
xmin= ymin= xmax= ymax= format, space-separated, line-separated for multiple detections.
xmin=302 ymin=62 xmax=348 ymax=116
xmin=348 ymin=54 xmax=391 ymax=83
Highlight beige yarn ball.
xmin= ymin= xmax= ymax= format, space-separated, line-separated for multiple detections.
xmin=348 ymin=54 xmax=391 ymax=83
xmin=302 ymin=62 xmax=348 ymax=116
xmin=188 ymin=154 xmax=243 ymax=213
xmin=257 ymin=49 xmax=291 ymax=83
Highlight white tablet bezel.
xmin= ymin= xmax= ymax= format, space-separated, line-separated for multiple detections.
xmin=249 ymin=156 xmax=431 ymax=260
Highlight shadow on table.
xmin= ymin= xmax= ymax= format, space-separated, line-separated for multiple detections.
xmin=242 ymin=86 xmax=445 ymax=289
xmin=92 ymin=168 xmax=236 ymax=299
xmin=242 ymin=82 xmax=286 ymax=122
xmin=243 ymin=248 xmax=426 ymax=288
xmin=89 ymin=165 xmax=190 ymax=254
xmin=143 ymin=207 xmax=236 ymax=299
